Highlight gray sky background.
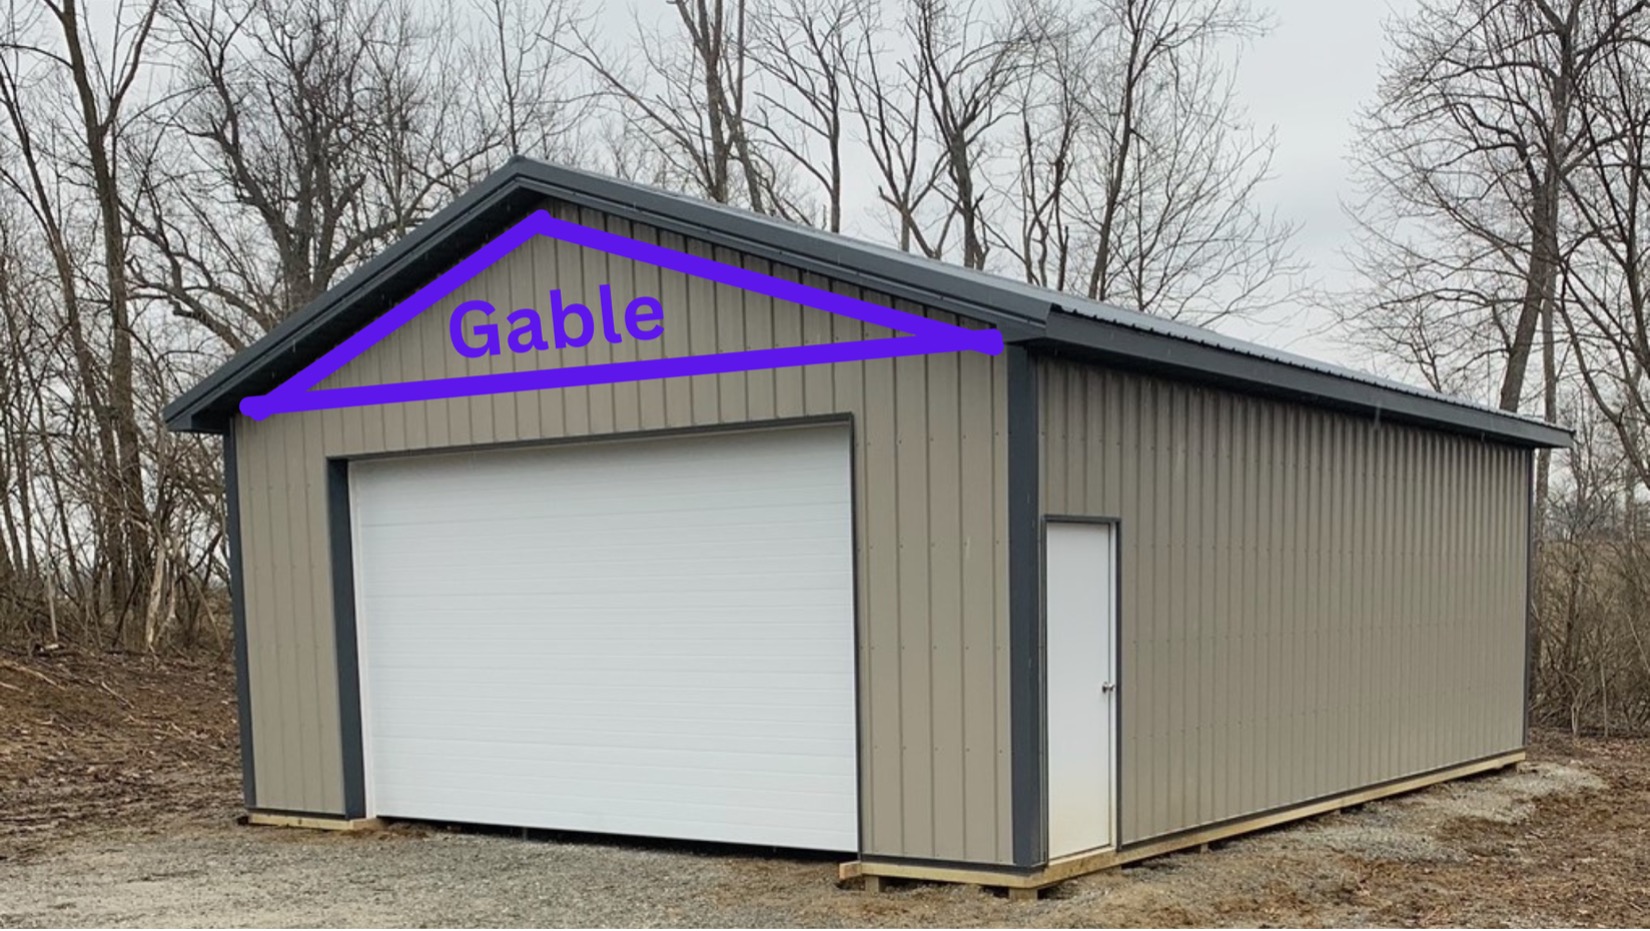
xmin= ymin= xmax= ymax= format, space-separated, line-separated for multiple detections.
xmin=613 ymin=0 xmax=1416 ymax=373
xmin=1224 ymin=0 xmax=1416 ymax=368
xmin=99 ymin=0 xmax=1418 ymax=376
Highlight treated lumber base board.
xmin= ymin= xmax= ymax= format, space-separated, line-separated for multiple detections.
xmin=246 ymin=812 xmax=384 ymax=832
xmin=844 ymin=749 xmax=1525 ymax=895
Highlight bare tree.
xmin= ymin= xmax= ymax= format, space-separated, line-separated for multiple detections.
xmin=0 ymin=0 xmax=160 ymax=642
xmin=993 ymin=0 xmax=1293 ymax=322
xmin=746 ymin=0 xmax=866 ymax=230
xmin=1004 ymin=4 xmax=1084 ymax=290
xmin=1345 ymin=0 xmax=1650 ymax=729
xmin=567 ymin=0 xmax=772 ymax=210
xmin=470 ymin=0 xmax=590 ymax=162
xmin=1344 ymin=0 xmax=1649 ymax=412
xmin=0 ymin=0 xmax=586 ymax=653
xmin=1556 ymin=19 xmax=1650 ymax=487
xmin=907 ymin=0 xmax=1038 ymax=269
xmin=124 ymin=0 xmax=582 ymax=354
xmin=845 ymin=13 xmax=949 ymax=255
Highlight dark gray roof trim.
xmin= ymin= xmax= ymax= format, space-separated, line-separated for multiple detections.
xmin=1038 ymin=313 xmax=1566 ymax=447
xmin=165 ymin=158 xmax=1571 ymax=449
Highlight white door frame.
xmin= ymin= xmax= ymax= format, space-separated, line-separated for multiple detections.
xmin=1043 ymin=516 xmax=1121 ymax=859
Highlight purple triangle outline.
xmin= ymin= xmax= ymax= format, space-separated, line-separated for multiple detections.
xmin=241 ymin=210 xmax=1004 ymax=420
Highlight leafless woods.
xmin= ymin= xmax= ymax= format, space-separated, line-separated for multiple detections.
xmin=0 ymin=0 xmax=1288 ymax=653
xmin=0 ymin=0 xmax=1643 ymax=733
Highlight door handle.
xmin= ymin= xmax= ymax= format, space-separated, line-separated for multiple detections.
xmin=1100 ymin=681 xmax=1115 ymax=694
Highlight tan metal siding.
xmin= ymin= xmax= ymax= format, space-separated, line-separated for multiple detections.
xmin=234 ymin=202 xmax=1014 ymax=864
xmin=1038 ymin=358 xmax=1529 ymax=845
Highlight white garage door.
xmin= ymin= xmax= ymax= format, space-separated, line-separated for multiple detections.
xmin=349 ymin=425 xmax=858 ymax=851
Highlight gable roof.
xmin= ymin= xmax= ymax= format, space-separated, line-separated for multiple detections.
xmin=164 ymin=157 xmax=1570 ymax=448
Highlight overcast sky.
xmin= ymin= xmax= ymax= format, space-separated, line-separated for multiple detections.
xmin=125 ymin=0 xmax=1418 ymax=375
xmin=610 ymin=0 xmax=1416 ymax=372
xmin=1223 ymin=0 xmax=1416 ymax=367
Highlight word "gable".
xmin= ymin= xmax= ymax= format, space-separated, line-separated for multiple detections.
xmin=450 ymin=284 xmax=664 ymax=358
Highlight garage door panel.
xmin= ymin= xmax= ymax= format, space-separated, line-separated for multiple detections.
xmin=360 ymin=576 xmax=851 ymax=598
xmin=366 ymin=785 xmax=854 ymax=821
xmin=372 ymin=779 xmax=855 ymax=814
xmin=367 ymin=639 xmax=855 ymax=663
xmin=362 ymin=561 xmax=851 ymax=588
xmin=365 ymin=672 xmax=855 ymax=696
xmin=363 ymin=591 xmax=853 ymax=612
xmin=353 ymin=426 xmax=859 ymax=851
xmin=355 ymin=516 xmax=849 ymax=549
xmin=365 ymin=792 xmax=852 ymax=845
xmin=368 ymin=660 xmax=853 ymax=683
xmin=373 ymin=717 xmax=855 ymax=746
xmin=372 ymin=736 xmax=855 ymax=768
xmin=373 ymin=694 xmax=855 ymax=724
xmin=371 ymin=694 xmax=852 ymax=723
xmin=369 ymin=786 xmax=857 ymax=827
xmin=357 ymin=487 xmax=851 ymax=520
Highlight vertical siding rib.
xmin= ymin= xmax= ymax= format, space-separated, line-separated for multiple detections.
xmin=861 ymin=349 xmax=902 ymax=854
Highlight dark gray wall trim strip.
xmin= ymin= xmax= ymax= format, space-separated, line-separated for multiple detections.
xmin=327 ymin=459 xmax=367 ymax=819
xmin=224 ymin=420 xmax=256 ymax=808
xmin=1524 ymin=450 xmax=1536 ymax=745
xmin=1007 ymin=346 xmax=1045 ymax=867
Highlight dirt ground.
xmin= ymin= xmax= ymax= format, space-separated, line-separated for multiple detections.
xmin=2 ymin=651 xmax=1647 ymax=928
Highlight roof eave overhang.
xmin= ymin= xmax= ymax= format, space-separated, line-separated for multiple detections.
xmin=165 ymin=164 xmax=544 ymax=434
xmin=1035 ymin=310 xmax=1572 ymax=450
xmin=165 ymin=158 xmax=1573 ymax=451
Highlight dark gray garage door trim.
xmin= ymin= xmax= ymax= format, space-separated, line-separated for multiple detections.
xmin=327 ymin=458 xmax=367 ymax=819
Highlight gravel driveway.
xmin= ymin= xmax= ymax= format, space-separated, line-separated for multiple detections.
xmin=3 ymin=821 xmax=991 ymax=928
xmin=2 ymin=754 xmax=1643 ymax=928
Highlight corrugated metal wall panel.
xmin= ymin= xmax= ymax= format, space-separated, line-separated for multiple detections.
xmin=234 ymin=202 xmax=1013 ymax=864
xmin=1038 ymin=358 xmax=1529 ymax=845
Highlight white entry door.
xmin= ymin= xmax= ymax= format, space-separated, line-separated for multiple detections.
xmin=1045 ymin=520 xmax=1117 ymax=857
xmin=349 ymin=425 xmax=859 ymax=851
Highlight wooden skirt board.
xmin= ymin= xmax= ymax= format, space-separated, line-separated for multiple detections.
xmin=246 ymin=812 xmax=383 ymax=832
xmin=348 ymin=425 xmax=859 ymax=851
xmin=843 ymin=749 xmax=1526 ymax=894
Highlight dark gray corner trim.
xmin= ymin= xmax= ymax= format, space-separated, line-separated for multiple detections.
xmin=327 ymin=460 xmax=367 ymax=819
xmin=1523 ymin=450 xmax=1537 ymax=745
xmin=845 ymin=414 xmax=870 ymax=856
xmin=223 ymin=420 xmax=256 ymax=809
xmin=1037 ymin=312 xmax=1572 ymax=450
xmin=1006 ymin=346 xmax=1045 ymax=867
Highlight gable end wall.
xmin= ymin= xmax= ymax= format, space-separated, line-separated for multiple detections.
xmin=232 ymin=200 xmax=1015 ymax=865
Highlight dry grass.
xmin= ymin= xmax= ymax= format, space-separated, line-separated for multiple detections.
xmin=1 ymin=651 xmax=1646 ymax=927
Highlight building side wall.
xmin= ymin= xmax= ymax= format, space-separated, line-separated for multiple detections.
xmin=1037 ymin=357 xmax=1530 ymax=846
xmin=233 ymin=201 xmax=1015 ymax=864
